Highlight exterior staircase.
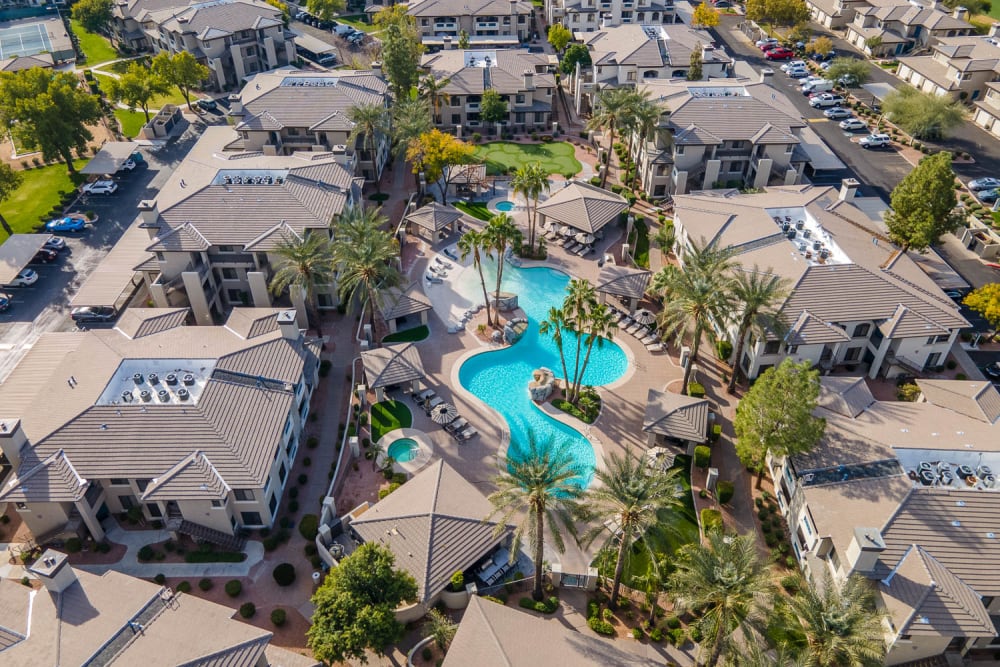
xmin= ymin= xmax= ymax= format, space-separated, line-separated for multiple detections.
xmin=165 ymin=518 xmax=246 ymax=552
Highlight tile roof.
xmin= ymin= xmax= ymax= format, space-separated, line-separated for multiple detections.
xmin=0 ymin=53 xmax=54 ymax=72
xmin=361 ymin=343 xmax=426 ymax=389
xmin=817 ymin=376 xmax=875 ymax=418
xmin=420 ymin=50 xmax=556 ymax=95
xmin=405 ymin=202 xmax=468 ymax=233
xmin=142 ymin=450 xmax=231 ymax=501
xmin=223 ymin=308 xmax=281 ymax=339
xmin=114 ymin=308 xmax=190 ymax=339
xmin=784 ymin=310 xmax=852 ymax=346
xmin=145 ymin=221 xmax=212 ymax=252
xmin=380 ymin=283 xmax=434 ymax=321
xmin=595 ymin=265 xmax=652 ymax=300
xmin=578 ymin=24 xmax=730 ymax=69
xmin=0 ymin=449 xmax=88 ymax=503
xmin=160 ymin=0 xmax=282 ymax=36
xmin=642 ymin=389 xmax=709 ymax=443
xmin=536 ymin=180 xmax=628 ymax=233
xmin=916 ymin=379 xmax=1000 ymax=425
xmin=407 ymin=0 xmax=533 ymax=17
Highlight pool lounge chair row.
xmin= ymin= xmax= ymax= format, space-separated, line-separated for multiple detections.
xmin=445 ymin=417 xmax=478 ymax=442
xmin=609 ymin=308 xmax=665 ymax=354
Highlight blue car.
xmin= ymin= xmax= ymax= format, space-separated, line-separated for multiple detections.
xmin=46 ymin=215 xmax=87 ymax=233
xmin=977 ymin=188 xmax=999 ymax=203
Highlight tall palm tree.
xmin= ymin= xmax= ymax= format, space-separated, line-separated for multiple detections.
xmin=510 ymin=161 xmax=550 ymax=255
xmin=571 ymin=302 xmax=617 ymax=403
xmin=668 ymin=531 xmax=775 ymax=667
xmin=538 ymin=306 xmax=572 ymax=402
xmin=391 ymin=97 xmax=432 ymax=161
xmin=418 ymin=74 xmax=451 ymax=125
xmin=457 ymin=228 xmax=493 ymax=327
xmin=657 ymin=239 xmax=736 ymax=393
xmin=269 ymin=231 xmax=335 ymax=332
xmin=481 ymin=213 xmax=522 ymax=325
xmin=348 ymin=103 xmax=390 ymax=195
xmin=587 ymin=87 xmax=634 ymax=188
xmin=630 ymin=97 xmax=663 ymax=192
xmin=485 ymin=436 xmax=585 ymax=601
xmin=582 ymin=449 xmax=684 ymax=607
xmin=724 ymin=639 xmax=805 ymax=667
xmin=648 ymin=264 xmax=679 ymax=302
xmin=782 ymin=572 xmax=886 ymax=667
xmin=562 ymin=278 xmax=597 ymax=401
xmin=333 ymin=206 xmax=402 ymax=331
xmin=726 ymin=268 xmax=789 ymax=394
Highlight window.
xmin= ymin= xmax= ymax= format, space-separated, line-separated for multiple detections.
xmin=451 ymin=97 xmax=461 ymax=106
xmin=518 ymin=15 xmax=526 ymax=22
xmin=234 ymin=489 xmax=255 ymax=501
xmin=516 ymin=94 xmax=525 ymax=104
xmin=421 ymin=18 xmax=429 ymax=25
xmin=155 ymin=252 xmax=165 ymax=261
xmin=136 ymin=479 xmax=151 ymax=492
xmin=119 ymin=495 xmax=135 ymax=509
xmin=279 ymin=463 xmax=287 ymax=484
xmin=763 ymin=340 xmax=781 ymax=355
xmin=451 ymin=114 xmax=460 ymax=125
xmin=269 ymin=493 xmax=278 ymax=514
xmin=844 ymin=346 xmax=862 ymax=362
xmin=146 ymin=503 xmax=162 ymax=518
xmin=785 ymin=144 xmax=794 ymax=154
xmin=675 ymin=145 xmax=684 ymax=155
xmin=786 ymin=345 xmax=798 ymax=354
xmin=221 ymin=267 xmax=238 ymax=280
xmin=627 ymin=71 xmax=636 ymax=81
xmin=927 ymin=334 xmax=949 ymax=344
xmin=110 ymin=478 xmax=130 ymax=486
xmin=241 ymin=511 xmax=263 ymax=525
xmin=853 ymin=323 xmax=871 ymax=338
xmin=217 ymin=244 xmax=237 ymax=253
xmin=15 ymin=502 xmax=26 ymax=510
xmin=211 ymin=499 xmax=224 ymax=508
xmin=227 ymin=289 xmax=243 ymax=302
xmin=515 ymin=112 xmax=525 ymax=123
xmin=534 ymin=112 xmax=545 ymax=123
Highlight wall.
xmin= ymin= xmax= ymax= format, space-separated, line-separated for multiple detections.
xmin=15 ymin=501 xmax=70 ymax=540
xmin=886 ymin=636 xmax=951 ymax=666
xmin=177 ymin=498 xmax=235 ymax=534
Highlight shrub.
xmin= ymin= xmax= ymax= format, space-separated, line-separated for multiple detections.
xmin=95 ymin=541 xmax=111 ymax=554
xmin=297 ymin=513 xmax=319 ymax=541
xmin=897 ymin=382 xmax=922 ymax=402
xmin=687 ymin=382 xmax=706 ymax=398
xmin=764 ymin=532 xmax=779 ymax=548
xmin=288 ymin=500 xmax=299 ymax=513
xmin=391 ymin=472 xmax=407 ymax=485
xmin=698 ymin=488 xmax=709 ymax=499
xmin=786 ymin=555 xmax=798 ymax=569
xmin=297 ymin=473 xmax=308 ymax=486
xmin=664 ymin=614 xmax=681 ymax=629
xmin=177 ymin=580 xmax=191 ymax=593
xmin=602 ymin=607 xmax=614 ymax=621
xmin=650 ymin=627 xmax=664 ymax=642
xmin=65 ymin=537 xmax=82 ymax=553
xmin=700 ymin=508 xmax=723 ymax=533
xmin=273 ymin=563 xmax=296 ymax=587
xmin=239 ymin=602 xmax=256 ymax=618
xmin=484 ymin=595 xmax=506 ymax=605
xmin=669 ymin=627 xmax=686 ymax=646
xmin=709 ymin=424 xmax=722 ymax=442
xmin=450 ymin=570 xmax=464 ymax=592
xmin=781 ymin=575 xmax=801 ymax=593
xmin=588 ymin=600 xmax=600 ymax=619
xmin=225 ymin=580 xmax=242 ymax=597
xmin=716 ymin=340 xmax=733 ymax=361
xmin=717 ymin=480 xmax=735 ymax=505
xmin=306 ymin=436 xmax=318 ymax=449
xmin=422 ymin=646 xmax=433 ymax=661
xmin=758 ymin=507 xmax=770 ymax=520
xmin=588 ymin=617 xmax=616 ymax=635
xmin=153 ymin=573 xmax=166 ymax=584
xmin=632 ymin=627 xmax=644 ymax=640
xmin=198 ymin=578 xmax=213 ymax=591
xmin=271 ymin=608 xmax=287 ymax=626
xmin=694 ymin=445 xmax=711 ymax=469
xmin=956 ymin=373 xmax=967 ymax=381
xmin=138 ymin=545 xmax=155 ymax=561
xmin=263 ymin=536 xmax=280 ymax=551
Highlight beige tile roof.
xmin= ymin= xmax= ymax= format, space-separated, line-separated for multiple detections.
xmin=361 ymin=343 xmax=426 ymax=389
xmin=159 ymin=0 xmax=283 ymax=36
xmin=642 ymin=389 xmax=709 ymax=443
xmin=444 ymin=596 xmax=661 ymax=666
xmin=817 ymin=376 xmax=875 ymax=418
xmin=916 ymin=379 xmax=1000 ymax=425
xmin=785 ymin=310 xmax=852 ymax=346
xmin=0 ymin=580 xmax=29 ymax=651
xmin=579 ymin=24 xmax=730 ymax=69
xmin=263 ymin=645 xmax=321 ymax=667
xmin=0 ymin=449 xmax=88 ymax=503
xmin=536 ymin=180 xmax=628 ymax=233
xmin=380 ymin=283 xmax=433 ymax=321
xmin=595 ymin=265 xmax=652 ymax=300
xmin=879 ymin=304 xmax=949 ymax=338
xmin=351 ymin=460 xmax=508 ymax=602
xmin=420 ymin=50 xmax=555 ymax=96
xmin=114 ymin=308 xmax=190 ymax=339
xmin=71 ymin=219 xmax=158 ymax=308
xmin=142 ymin=450 xmax=231 ymax=501
xmin=145 ymin=221 xmax=212 ymax=252
xmin=215 ymin=337 xmax=314 ymax=384
xmin=405 ymin=202 xmax=467 ymax=233
xmin=223 ymin=308 xmax=282 ymax=339
xmin=407 ymin=0 xmax=533 ymax=18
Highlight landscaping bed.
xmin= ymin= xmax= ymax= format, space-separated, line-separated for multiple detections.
xmin=3 ymin=161 xmax=87 ymax=238
xmin=453 ymin=201 xmax=492 ymax=221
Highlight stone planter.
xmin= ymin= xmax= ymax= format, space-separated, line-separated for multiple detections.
xmin=441 ymin=587 xmax=469 ymax=610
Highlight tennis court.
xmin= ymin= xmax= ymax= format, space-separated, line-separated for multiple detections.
xmin=0 ymin=20 xmax=52 ymax=59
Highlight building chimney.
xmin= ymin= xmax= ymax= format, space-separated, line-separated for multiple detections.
xmin=28 ymin=550 xmax=78 ymax=594
xmin=138 ymin=199 xmax=160 ymax=228
xmin=0 ymin=418 xmax=27 ymax=470
xmin=443 ymin=35 xmax=453 ymax=50
xmin=371 ymin=60 xmax=383 ymax=76
xmin=846 ymin=527 xmax=886 ymax=575
xmin=990 ymin=22 xmax=1000 ymax=37
xmin=277 ymin=309 xmax=301 ymax=340
xmin=839 ymin=177 xmax=860 ymax=202
xmin=228 ymin=93 xmax=243 ymax=115
xmin=601 ymin=13 xmax=618 ymax=28
xmin=523 ymin=70 xmax=535 ymax=90
xmin=952 ymin=5 xmax=969 ymax=20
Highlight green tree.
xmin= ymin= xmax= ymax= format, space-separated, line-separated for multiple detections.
xmin=481 ymin=213 xmax=523 ymax=323
xmin=734 ymin=359 xmax=825 ymax=486
xmin=746 ymin=0 xmax=810 ymax=26
xmin=548 ymin=23 xmax=572 ymax=52
xmin=632 ymin=556 xmax=670 ymax=624
xmin=0 ymin=69 xmax=102 ymax=173
xmin=559 ymin=43 xmax=592 ymax=75
xmin=941 ymin=0 xmax=990 ymax=15
xmin=587 ymin=86 xmax=633 ymax=188
xmin=418 ymin=74 xmax=451 ymax=125
xmin=405 ymin=129 xmax=476 ymax=202
xmin=582 ymin=449 xmax=684 ymax=607
xmin=823 ymin=57 xmax=870 ymax=86
xmin=480 ymin=89 xmax=508 ymax=134
xmin=458 ymin=28 xmax=470 ymax=49
xmin=510 ymin=161 xmax=550 ymax=253
xmin=333 ymin=206 xmax=402 ymax=330
xmin=151 ymin=51 xmax=210 ymax=112
xmin=305 ymin=0 xmax=345 ymax=21
xmin=0 ymin=163 xmax=24 ymax=238
xmin=788 ymin=21 xmax=812 ymax=45
xmin=726 ymin=268 xmax=789 ymax=393
xmin=883 ymin=85 xmax=966 ymax=140
xmin=808 ymin=36 xmax=834 ymax=56
xmin=668 ymin=531 xmax=775 ymax=667
xmin=72 ymin=0 xmax=114 ymax=34
xmin=458 ymin=229 xmax=494 ymax=327
xmin=625 ymin=94 xmax=662 ymax=191
xmin=485 ymin=435 xmax=585 ymax=601
xmin=107 ymin=62 xmax=171 ymax=122
xmin=570 ymin=300 xmax=617 ymax=403
xmin=380 ymin=19 xmax=423 ymax=100
xmin=964 ymin=283 xmax=1000 ymax=330
xmin=268 ymin=232 xmax=335 ymax=331
xmin=864 ymin=35 xmax=883 ymax=54
xmin=391 ymin=97 xmax=432 ymax=160
xmin=307 ymin=542 xmax=418 ymax=664
xmin=423 ymin=608 xmax=458 ymax=652
xmin=692 ymin=2 xmax=721 ymax=27
xmin=348 ymin=102 xmax=390 ymax=194
xmin=538 ymin=307 xmax=573 ymax=395
xmin=884 ymin=151 xmax=963 ymax=252
xmin=688 ymin=46 xmax=704 ymax=81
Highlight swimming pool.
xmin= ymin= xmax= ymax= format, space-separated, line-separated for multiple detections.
xmin=457 ymin=262 xmax=628 ymax=487
xmin=494 ymin=200 xmax=516 ymax=212
xmin=387 ymin=438 xmax=420 ymax=463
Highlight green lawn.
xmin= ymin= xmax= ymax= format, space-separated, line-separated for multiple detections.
xmin=95 ymin=72 xmax=190 ymax=109
xmin=629 ymin=217 xmax=650 ymax=269
xmin=70 ymin=20 xmax=120 ymax=66
xmin=336 ymin=14 xmax=379 ymax=32
xmin=474 ymin=141 xmax=582 ymax=177
xmin=3 ymin=161 xmax=87 ymax=240
xmin=383 ymin=324 xmax=430 ymax=343
xmin=114 ymin=109 xmax=147 ymax=138
xmin=370 ymin=400 xmax=413 ymax=442
xmin=454 ymin=201 xmax=492 ymax=221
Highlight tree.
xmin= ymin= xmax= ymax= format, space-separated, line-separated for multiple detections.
xmin=480 ymin=89 xmax=508 ymax=134
xmin=548 ymin=23 xmax=572 ymax=52
xmin=305 ymin=0 xmax=345 ymax=22
xmin=379 ymin=19 xmax=423 ymax=100
xmin=391 ymin=97 xmax=432 ymax=160
xmin=668 ymin=531 xmax=775 ymax=666
xmin=481 ymin=213 xmax=522 ymax=323
xmin=151 ymin=51 xmax=210 ymax=112
xmin=688 ymin=47 xmax=704 ymax=82
xmin=423 ymin=608 xmax=458 ymax=652
xmin=405 ymin=129 xmax=476 ymax=202
xmin=727 ymin=269 xmax=789 ymax=393
xmin=587 ymin=87 xmax=633 ymax=188
xmin=0 ymin=163 xmax=23 ymax=238
xmin=788 ymin=21 xmax=813 ymax=45
xmin=560 ymin=43 xmax=592 ymax=76
xmin=457 ymin=229 xmax=494 ymax=327
xmin=782 ymin=572 xmax=886 ymax=667
xmin=458 ymin=28 xmax=470 ymax=49
xmin=269 ymin=232 xmax=335 ymax=331
xmin=884 ymin=151 xmax=963 ymax=252
xmin=941 ymin=0 xmax=990 ymax=15
xmin=570 ymin=300 xmax=616 ymax=403
xmin=734 ymin=359 xmax=825 ymax=487
xmin=964 ymin=283 xmax=1000 ymax=330
xmin=333 ymin=206 xmax=402 ymax=330
xmin=419 ymin=74 xmax=451 ymax=125
xmin=485 ymin=435 xmax=585 ymax=601
xmin=538 ymin=307 xmax=573 ymax=393
xmin=0 ymin=69 xmax=102 ymax=173
xmin=864 ymin=35 xmax=883 ymax=54
xmin=629 ymin=97 xmax=662 ymax=191
xmin=823 ymin=57 xmax=870 ymax=86
xmin=632 ymin=556 xmax=670 ymax=624
xmin=348 ymin=102 xmax=390 ymax=193
xmin=808 ymin=36 xmax=834 ymax=56
xmin=746 ymin=0 xmax=810 ymax=26
xmin=883 ymin=85 xmax=966 ymax=140
xmin=692 ymin=3 xmax=720 ymax=28
xmin=510 ymin=161 xmax=550 ymax=254
xmin=583 ymin=449 xmax=684 ymax=607
xmin=107 ymin=62 xmax=171 ymax=122
xmin=307 ymin=542 xmax=418 ymax=664
xmin=72 ymin=0 xmax=114 ymax=34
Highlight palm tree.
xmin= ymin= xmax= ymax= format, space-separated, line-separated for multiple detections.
xmin=268 ymin=231 xmax=336 ymax=332
xmin=572 ymin=302 xmax=617 ymax=403
xmin=630 ymin=97 xmax=663 ymax=192
xmin=348 ymin=103 xmax=390 ymax=195
xmin=726 ymin=268 xmax=789 ymax=394
xmin=419 ymin=74 xmax=451 ymax=125
xmin=782 ymin=572 xmax=886 ymax=667
xmin=648 ymin=264 xmax=679 ymax=302
xmin=631 ymin=556 xmax=670 ymax=624
xmin=582 ymin=449 xmax=684 ymax=607
xmin=657 ymin=239 xmax=736 ymax=393
xmin=485 ymin=436 xmax=585 ymax=601
xmin=724 ymin=639 xmax=805 ymax=667
xmin=587 ymin=87 xmax=634 ymax=188
xmin=391 ymin=97 xmax=432 ymax=161
xmin=333 ymin=206 xmax=402 ymax=331
xmin=457 ymin=229 xmax=493 ymax=327
xmin=668 ymin=531 xmax=775 ymax=666
xmin=510 ymin=161 xmax=550 ymax=255
xmin=562 ymin=278 xmax=597 ymax=401
xmin=423 ymin=608 xmax=458 ymax=652
xmin=481 ymin=213 xmax=522 ymax=325
xmin=538 ymin=307 xmax=572 ymax=396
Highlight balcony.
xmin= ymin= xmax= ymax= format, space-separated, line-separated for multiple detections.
xmin=475 ymin=21 xmax=499 ymax=29
xmin=434 ymin=22 xmax=457 ymax=30
xmin=211 ymin=252 xmax=256 ymax=266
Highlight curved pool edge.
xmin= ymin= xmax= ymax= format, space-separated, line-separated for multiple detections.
xmin=375 ymin=427 xmax=435 ymax=476
xmin=531 ymin=399 xmax=610 ymax=479
xmin=449 ymin=344 xmax=513 ymax=469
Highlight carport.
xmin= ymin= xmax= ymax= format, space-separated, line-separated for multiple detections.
xmin=0 ymin=234 xmax=50 ymax=285
xmin=860 ymin=82 xmax=897 ymax=110
xmin=797 ymin=126 xmax=847 ymax=183
xmin=70 ymin=222 xmax=152 ymax=309
xmin=81 ymin=141 xmax=139 ymax=176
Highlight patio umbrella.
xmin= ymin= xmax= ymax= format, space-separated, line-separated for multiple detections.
xmin=575 ymin=232 xmax=595 ymax=245
xmin=634 ymin=309 xmax=656 ymax=326
xmin=430 ymin=402 xmax=458 ymax=424
xmin=559 ymin=225 xmax=575 ymax=237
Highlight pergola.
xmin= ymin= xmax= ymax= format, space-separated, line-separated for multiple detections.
xmin=642 ymin=388 xmax=709 ymax=447
xmin=361 ymin=342 xmax=426 ymax=401
xmin=595 ymin=264 xmax=652 ymax=314
xmin=536 ymin=180 xmax=628 ymax=235
xmin=404 ymin=202 xmax=470 ymax=241
xmin=380 ymin=283 xmax=433 ymax=334
xmin=81 ymin=142 xmax=139 ymax=176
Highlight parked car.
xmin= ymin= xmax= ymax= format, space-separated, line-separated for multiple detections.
xmin=5 ymin=269 xmax=38 ymax=287
xmin=982 ymin=362 xmax=1000 ymax=382
xmin=977 ymin=188 xmax=999 ymax=203
xmin=82 ymin=180 xmax=118 ymax=195
xmin=760 ymin=42 xmax=781 ymax=52
xmin=810 ymin=50 xmax=836 ymax=61
xmin=43 ymin=235 xmax=66 ymax=252
xmin=809 ymin=93 xmax=845 ymax=107
xmin=968 ymin=177 xmax=1000 ymax=191
xmin=117 ymin=159 xmax=138 ymax=173
xmin=30 ymin=248 xmax=59 ymax=264
xmin=46 ymin=215 xmax=88 ymax=233
xmin=839 ymin=118 xmax=867 ymax=131
xmin=760 ymin=67 xmax=775 ymax=76
xmin=820 ymin=60 xmax=833 ymax=71
xmin=0 ymin=292 xmax=10 ymax=312
xmin=780 ymin=59 xmax=806 ymax=72
xmin=944 ymin=289 xmax=964 ymax=300
xmin=838 ymin=74 xmax=859 ymax=87
xmin=196 ymin=98 xmax=219 ymax=111
xmin=859 ymin=133 xmax=892 ymax=149
xmin=824 ymin=107 xmax=852 ymax=119
xmin=333 ymin=23 xmax=354 ymax=36
xmin=756 ymin=37 xmax=779 ymax=48
xmin=70 ymin=306 xmax=117 ymax=323
xmin=802 ymin=79 xmax=834 ymax=95
xmin=765 ymin=48 xmax=795 ymax=60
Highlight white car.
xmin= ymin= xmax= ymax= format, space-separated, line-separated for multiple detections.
xmin=839 ymin=118 xmax=867 ymax=131
xmin=5 ymin=269 xmax=38 ymax=288
xmin=824 ymin=107 xmax=852 ymax=119
xmin=117 ymin=159 xmax=137 ymax=173
xmin=859 ymin=133 xmax=892 ymax=149
xmin=82 ymin=180 xmax=118 ymax=195
xmin=809 ymin=93 xmax=846 ymax=108
xmin=780 ymin=59 xmax=806 ymax=72
xmin=756 ymin=37 xmax=779 ymax=48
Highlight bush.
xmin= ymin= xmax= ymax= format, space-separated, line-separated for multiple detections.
xmin=299 ymin=514 xmax=319 ymax=540
xmin=198 ymin=578 xmax=213 ymax=591
xmin=297 ymin=473 xmax=308 ymax=486
xmin=422 ymin=646 xmax=433 ymax=661
xmin=263 ymin=536 xmax=281 ymax=551
xmin=764 ymin=532 xmax=779 ymax=548
xmin=669 ymin=627 xmax=686 ymax=646
xmin=138 ymin=545 xmax=155 ymax=561
xmin=288 ymin=500 xmax=299 ymax=513
xmin=225 ymin=580 xmax=242 ymax=597
xmin=391 ymin=472 xmax=407 ymax=485
xmin=664 ymin=614 xmax=681 ymax=629
xmin=709 ymin=423 xmax=722 ymax=442
xmin=687 ymin=382 xmax=706 ymax=398
xmin=177 ymin=580 xmax=191 ymax=593
xmin=588 ymin=616 xmax=616 ymax=635
xmin=694 ymin=445 xmax=711 ymax=469
xmin=306 ymin=436 xmax=318 ymax=449
xmin=153 ymin=573 xmax=166 ymax=584
xmin=95 ymin=541 xmax=111 ymax=554
xmin=318 ymin=359 xmax=332 ymax=377
xmin=717 ymin=480 xmax=735 ymax=505
xmin=650 ymin=627 xmax=663 ymax=642
xmin=758 ymin=506 xmax=770 ymax=520
xmin=65 ymin=537 xmax=82 ymax=553
xmin=273 ymin=563 xmax=296 ymax=587
xmin=239 ymin=602 xmax=256 ymax=618
xmin=588 ymin=600 xmax=600 ymax=619
xmin=450 ymin=570 xmax=464 ymax=591
xmin=484 ymin=595 xmax=506 ymax=605
xmin=897 ymin=382 xmax=922 ymax=402
xmin=271 ymin=608 xmax=287 ymax=626
xmin=698 ymin=488 xmax=709 ymax=499
xmin=781 ymin=575 xmax=801 ymax=594
xmin=716 ymin=340 xmax=733 ymax=361
xmin=632 ymin=627 xmax=644 ymax=640
xmin=700 ymin=508 xmax=723 ymax=533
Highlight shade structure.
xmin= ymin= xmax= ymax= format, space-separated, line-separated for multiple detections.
xmin=535 ymin=179 xmax=629 ymax=234
xmin=430 ymin=403 xmax=458 ymax=424
xmin=558 ymin=225 xmax=574 ymax=237
xmin=645 ymin=446 xmax=676 ymax=472
xmin=634 ymin=309 xmax=656 ymax=325
xmin=575 ymin=232 xmax=595 ymax=245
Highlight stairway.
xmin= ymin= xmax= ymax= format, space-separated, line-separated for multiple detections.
xmin=168 ymin=519 xmax=246 ymax=552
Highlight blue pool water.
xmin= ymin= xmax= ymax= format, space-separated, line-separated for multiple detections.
xmin=387 ymin=438 xmax=419 ymax=463
xmin=494 ymin=200 xmax=515 ymax=212
xmin=457 ymin=262 xmax=628 ymax=487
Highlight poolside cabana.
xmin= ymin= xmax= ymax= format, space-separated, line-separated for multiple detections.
xmin=596 ymin=265 xmax=652 ymax=314
xmin=446 ymin=163 xmax=488 ymax=199
xmin=642 ymin=388 xmax=709 ymax=448
xmin=404 ymin=202 xmax=469 ymax=241
xmin=380 ymin=283 xmax=433 ymax=334
xmin=361 ymin=342 xmax=426 ymax=401
xmin=535 ymin=180 xmax=628 ymax=236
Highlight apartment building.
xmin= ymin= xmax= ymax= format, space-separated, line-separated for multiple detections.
xmin=672 ymin=185 xmax=969 ymax=380
xmin=546 ymin=0 xmax=676 ymax=32
xmin=109 ymin=0 xmax=295 ymax=90
xmin=897 ymin=30 xmax=1000 ymax=102
xmin=973 ymin=81 xmax=1000 ymax=138
xmin=845 ymin=0 xmax=974 ymax=57
xmin=806 ymin=0 xmax=874 ymax=29
xmin=407 ymin=0 xmax=535 ymax=50
xmin=768 ymin=376 xmax=1000 ymax=664
xmin=0 ymin=307 xmax=320 ymax=546
xmin=419 ymin=48 xmax=556 ymax=133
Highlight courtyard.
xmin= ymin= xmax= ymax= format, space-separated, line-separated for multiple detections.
xmin=474 ymin=140 xmax=583 ymax=176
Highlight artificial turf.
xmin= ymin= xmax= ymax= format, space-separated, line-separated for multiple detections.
xmin=370 ymin=400 xmax=413 ymax=442
xmin=474 ymin=141 xmax=582 ymax=177
xmin=3 ymin=161 xmax=87 ymax=240
xmin=382 ymin=324 xmax=430 ymax=343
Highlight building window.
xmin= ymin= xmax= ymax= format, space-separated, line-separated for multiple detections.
xmin=227 ymin=289 xmax=244 ymax=302
xmin=279 ymin=463 xmax=287 ymax=484
xmin=763 ymin=340 xmax=781 ymax=355
xmin=853 ymin=323 xmax=871 ymax=338
xmin=844 ymin=346 xmax=862 ymax=362
xmin=241 ymin=511 xmax=263 ymax=525
xmin=136 ymin=479 xmax=151 ymax=492
xmin=119 ymin=495 xmax=135 ymax=509
xmin=516 ymin=94 xmax=525 ymax=103
xmin=221 ymin=268 xmax=238 ymax=280
xmin=287 ymin=127 xmax=300 ymax=136
xmin=786 ymin=345 xmax=798 ymax=354
xmin=927 ymin=334 xmax=949 ymax=344
xmin=217 ymin=245 xmax=237 ymax=253
xmin=451 ymin=114 xmax=460 ymax=125
xmin=211 ymin=499 xmax=224 ymax=508
xmin=146 ymin=503 xmax=162 ymax=518
xmin=515 ymin=112 xmax=525 ymax=123
xmin=518 ymin=15 xmax=526 ymax=22
xmin=451 ymin=97 xmax=461 ymax=106
xmin=269 ymin=493 xmax=278 ymax=514
xmin=110 ymin=478 xmax=130 ymax=486
xmin=675 ymin=145 xmax=684 ymax=155
xmin=627 ymin=71 xmax=636 ymax=81
xmin=156 ymin=252 xmax=165 ymax=261
xmin=234 ymin=489 xmax=255 ymax=501
xmin=534 ymin=112 xmax=545 ymax=123
xmin=15 ymin=502 xmax=26 ymax=510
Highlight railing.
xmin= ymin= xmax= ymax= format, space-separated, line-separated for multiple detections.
xmin=210 ymin=252 xmax=256 ymax=266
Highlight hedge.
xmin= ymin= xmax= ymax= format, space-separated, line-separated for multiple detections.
xmin=694 ymin=445 xmax=711 ymax=469
xmin=687 ymin=382 xmax=706 ymax=398
xmin=298 ymin=514 xmax=319 ymax=541
xmin=717 ymin=480 xmax=735 ymax=505
xmin=588 ymin=616 xmax=616 ymax=635
xmin=700 ymin=508 xmax=723 ymax=533
xmin=716 ymin=339 xmax=733 ymax=361
xmin=518 ymin=596 xmax=559 ymax=613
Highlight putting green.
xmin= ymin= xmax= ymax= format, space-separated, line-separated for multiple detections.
xmin=474 ymin=141 xmax=582 ymax=177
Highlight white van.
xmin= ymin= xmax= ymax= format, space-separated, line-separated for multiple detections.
xmin=801 ymin=79 xmax=834 ymax=95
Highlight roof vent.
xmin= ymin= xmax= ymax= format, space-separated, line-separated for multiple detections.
xmin=121 ymin=391 xmax=133 ymax=402
xmin=133 ymin=373 xmax=144 ymax=384
xmin=951 ymin=520 xmax=961 ymax=527
xmin=148 ymin=373 xmax=159 ymax=384
xmin=989 ymin=532 xmax=996 ymax=539
xmin=157 ymin=390 xmax=170 ymax=402
xmin=166 ymin=373 xmax=178 ymax=385
xmin=140 ymin=390 xmax=152 ymax=402
xmin=177 ymin=388 xmax=190 ymax=400
xmin=183 ymin=374 xmax=195 ymax=386
xmin=957 ymin=500 xmax=966 ymax=507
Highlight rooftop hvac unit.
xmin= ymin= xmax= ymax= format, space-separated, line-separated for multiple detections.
xmin=819 ymin=249 xmax=830 ymax=260
xmin=786 ymin=230 xmax=796 ymax=240
xmin=166 ymin=373 xmax=178 ymax=385
xmin=133 ymin=373 xmax=144 ymax=385
xmin=148 ymin=373 xmax=159 ymax=384
xmin=918 ymin=469 xmax=936 ymax=485
xmin=984 ymin=473 xmax=996 ymax=488
xmin=979 ymin=465 xmax=993 ymax=477
xmin=158 ymin=390 xmax=170 ymax=402
xmin=183 ymin=374 xmax=195 ymax=386
xmin=939 ymin=469 xmax=954 ymax=485
xmin=813 ymin=241 xmax=821 ymax=250
xmin=803 ymin=229 xmax=812 ymax=239
xmin=177 ymin=388 xmax=191 ymax=401
xmin=781 ymin=222 xmax=790 ymax=232
xmin=795 ymin=220 xmax=804 ymax=230
xmin=959 ymin=465 xmax=975 ymax=479
xmin=121 ymin=391 xmax=133 ymax=402
xmin=140 ymin=390 xmax=152 ymax=402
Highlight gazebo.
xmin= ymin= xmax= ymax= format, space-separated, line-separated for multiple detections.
xmin=596 ymin=264 xmax=652 ymax=314
xmin=361 ymin=342 xmax=426 ymax=401
xmin=380 ymin=283 xmax=433 ymax=334
xmin=536 ymin=180 xmax=628 ymax=235
xmin=446 ymin=163 xmax=488 ymax=199
xmin=404 ymin=202 xmax=470 ymax=241
xmin=642 ymin=389 xmax=709 ymax=448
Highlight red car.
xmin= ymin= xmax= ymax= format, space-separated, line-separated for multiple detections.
xmin=766 ymin=48 xmax=795 ymax=60
xmin=760 ymin=42 xmax=780 ymax=52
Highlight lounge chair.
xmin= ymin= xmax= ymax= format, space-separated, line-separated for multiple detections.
xmin=646 ymin=342 xmax=665 ymax=353
xmin=640 ymin=334 xmax=658 ymax=345
xmin=447 ymin=323 xmax=465 ymax=333
xmin=425 ymin=397 xmax=444 ymax=412
xmin=415 ymin=389 xmax=436 ymax=403
xmin=562 ymin=237 xmax=575 ymax=248
xmin=434 ymin=257 xmax=453 ymax=269
xmin=446 ymin=417 xmax=469 ymax=433
xmin=444 ymin=247 xmax=459 ymax=260
xmin=459 ymin=427 xmax=479 ymax=440
xmin=425 ymin=273 xmax=443 ymax=284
